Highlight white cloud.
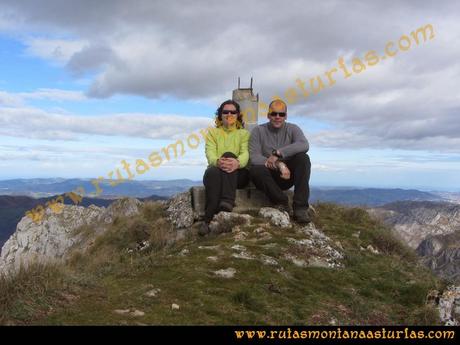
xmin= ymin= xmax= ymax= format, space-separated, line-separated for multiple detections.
xmin=0 ymin=91 xmax=23 ymax=106
xmin=0 ymin=105 xmax=213 ymax=141
xmin=310 ymin=129 xmax=460 ymax=154
xmin=25 ymin=38 xmax=87 ymax=64
xmin=1 ymin=88 xmax=86 ymax=106
xmin=1 ymin=0 xmax=460 ymax=155
xmin=312 ymin=163 xmax=345 ymax=172
xmin=19 ymin=88 xmax=87 ymax=101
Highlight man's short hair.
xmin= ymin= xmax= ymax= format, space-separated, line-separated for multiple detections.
xmin=268 ymin=99 xmax=287 ymax=114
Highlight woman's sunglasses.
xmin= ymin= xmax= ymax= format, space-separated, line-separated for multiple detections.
xmin=222 ymin=110 xmax=238 ymax=115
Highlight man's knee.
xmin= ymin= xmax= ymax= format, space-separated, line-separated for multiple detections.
xmin=289 ymin=153 xmax=311 ymax=168
xmin=249 ymin=165 xmax=271 ymax=177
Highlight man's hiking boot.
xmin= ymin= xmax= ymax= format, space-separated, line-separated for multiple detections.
xmin=293 ymin=207 xmax=311 ymax=224
xmin=219 ymin=201 xmax=234 ymax=212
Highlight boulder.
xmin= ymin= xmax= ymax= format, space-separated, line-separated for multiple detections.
xmin=209 ymin=212 xmax=253 ymax=234
xmin=165 ymin=192 xmax=195 ymax=228
xmin=259 ymin=207 xmax=291 ymax=228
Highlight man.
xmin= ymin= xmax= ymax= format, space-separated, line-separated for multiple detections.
xmin=249 ymin=99 xmax=311 ymax=223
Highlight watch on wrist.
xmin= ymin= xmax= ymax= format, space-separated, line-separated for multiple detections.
xmin=272 ymin=149 xmax=281 ymax=158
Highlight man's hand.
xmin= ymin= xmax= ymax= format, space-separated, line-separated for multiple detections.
xmin=276 ymin=161 xmax=291 ymax=180
xmin=218 ymin=157 xmax=240 ymax=173
xmin=265 ymin=155 xmax=279 ymax=170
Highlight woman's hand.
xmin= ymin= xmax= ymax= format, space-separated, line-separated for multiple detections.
xmin=218 ymin=157 xmax=239 ymax=173
xmin=217 ymin=158 xmax=228 ymax=170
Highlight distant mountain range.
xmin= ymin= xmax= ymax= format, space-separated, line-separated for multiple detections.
xmin=310 ymin=187 xmax=447 ymax=206
xmin=1 ymin=178 xmax=459 ymax=251
xmin=0 ymin=178 xmax=456 ymax=204
xmin=0 ymin=178 xmax=199 ymax=198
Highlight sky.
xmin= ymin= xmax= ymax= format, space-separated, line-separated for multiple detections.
xmin=0 ymin=0 xmax=459 ymax=191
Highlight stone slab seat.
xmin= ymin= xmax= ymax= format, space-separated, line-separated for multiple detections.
xmin=191 ymin=185 xmax=294 ymax=219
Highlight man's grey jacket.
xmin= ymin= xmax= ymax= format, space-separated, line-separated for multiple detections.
xmin=249 ymin=122 xmax=309 ymax=166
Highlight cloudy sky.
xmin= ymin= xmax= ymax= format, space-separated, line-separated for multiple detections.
xmin=0 ymin=0 xmax=459 ymax=190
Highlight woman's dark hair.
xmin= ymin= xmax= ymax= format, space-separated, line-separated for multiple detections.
xmin=215 ymin=99 xmax=245 ymax=129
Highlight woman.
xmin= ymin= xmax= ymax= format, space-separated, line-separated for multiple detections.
xmin=199 ymin=99 xmax=250 ymax=236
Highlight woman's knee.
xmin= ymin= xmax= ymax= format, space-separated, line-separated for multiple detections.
xmin=203 ymin=166 xmax=221 ymax=182
xmin=221 ymin=152 xmax=237 ymax=159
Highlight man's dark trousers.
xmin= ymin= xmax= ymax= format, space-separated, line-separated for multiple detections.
xmin=249 ymin=152 xmax=311 ymax=209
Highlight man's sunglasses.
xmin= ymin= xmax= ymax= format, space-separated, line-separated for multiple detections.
xmin=270 ymin=112 xmax=286 ymax=117
xmin=222 ymin=110 xmax=238 ymax=115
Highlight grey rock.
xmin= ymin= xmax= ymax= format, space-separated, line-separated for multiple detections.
xmin=417 ymin=232 xmax=460 ymax=282
xmin=136 ymin=240 xmax=150 ymax=251
xmin=214 ymin=267 xmax=236 ymax=278
xmin=253 ymin=227 xmax=273 ymax=241
xmin=232 ymin=252 xmax=256 ymax=260
xmin=165 ymin=191 xmax=194 ymax=228
xmin=0 ymin=198 xmax=142 ymax=276
xmin=178 ymin=248 xmax=190 ymax=256
xmin=102 ymin=198 xmax=142 ymax=223
xmin=259 ymin=207 xmax=291 ymax=228
xmin=260 ymin=254 xmax=279 ymax=266
xmin=286 ymin=224 xmax=344 ymax=268
xmin=231 ymin=244 xmax=247 ymax=251
xmin=308 ymin=257 xmax=332 ymax=268
xmin=145 ymin=288 xmax=161 ymax=297
xmin=438 ymin=285 xmax=460 ymax=325
xmin=198 ymin=245 xmax=221 ymax=251
xmin=284 ymin=253 xmax=308 ymax=267
xmin=114 ymin=309 xmax=145 ymax=317
xmin=366 ymin=244 xmax=380 ymax=255
xmin=131 ymin=310 xmax=145 ymax=317
xmin=233 ymin=231 xmax=248 ymax=241
xmin=209 ymin=212 xmax=252 ymax=234
xmin=231 ymin=244 xmax=255 ymax=260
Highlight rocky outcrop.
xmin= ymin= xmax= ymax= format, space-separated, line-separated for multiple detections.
xmin=439 ymin=286 xmax=460 ymax=325
xmin=368 ymin=201 xmax=460 ymax=283
xmin=286 ymin=223 xmax=344 ymax=268
xmin=417 ymin=232 xmax=460 ymax=282
xmin=368 ymin=201 xmax=460 ymax=249
xmin=428 ymin=286 xmax=460 ymax=325
xmin=0 ymin=198 xmax=142 ymax=276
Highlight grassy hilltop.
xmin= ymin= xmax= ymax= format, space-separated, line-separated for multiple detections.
xmin=0 ymin=202 xmax=442 ymax=325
